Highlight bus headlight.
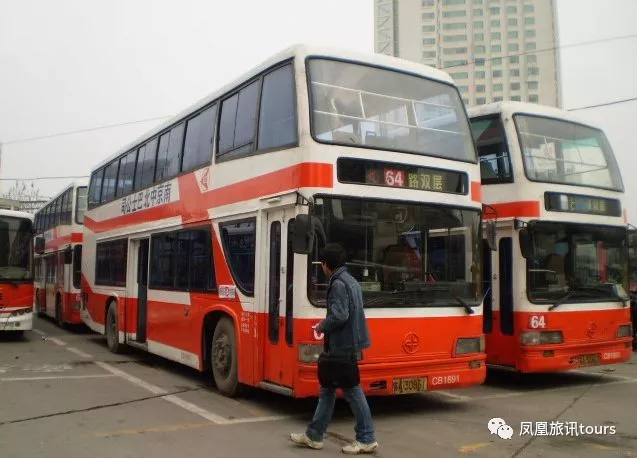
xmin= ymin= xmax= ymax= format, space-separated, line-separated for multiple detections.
xmin=616 ymin=324 xmax=632 ymax=338
xmin=520 ymin=331 xmax=564 ymax=345
xmin=298 ymin=344 xmax=322 ymax=363
xmin=455 ymin=336 xmax=485 ymax=355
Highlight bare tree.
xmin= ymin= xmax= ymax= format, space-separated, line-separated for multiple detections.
xmin=1 ymin=180 xmax=48 ymax=213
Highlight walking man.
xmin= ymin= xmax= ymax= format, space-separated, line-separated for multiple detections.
xmin=290 ymin=243 xmax=378 ymax=454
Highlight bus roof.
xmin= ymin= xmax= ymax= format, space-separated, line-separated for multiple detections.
xmin=0 ymin=209 xmax=34 ymax=221
xmin=90 ymin=43 xmax=457 ymax=172
xmin=467 ymin=101 xmax=601 ymax=130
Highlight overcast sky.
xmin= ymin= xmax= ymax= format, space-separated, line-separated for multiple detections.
xmin=1 ymin=0 xmax=636 ymax=219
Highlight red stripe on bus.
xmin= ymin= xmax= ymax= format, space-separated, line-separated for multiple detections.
xmin=84 ymin=162 xmax=333 ymax=234
xmin=44 ymin=232 xmax=84 ymax=249
xmin=471 ymin=181 xmax=481 ymax=202
xmin=483 ymin=201 xmax=540 ymax=219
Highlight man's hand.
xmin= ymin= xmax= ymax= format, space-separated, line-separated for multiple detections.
xmin=312 ymin=322 xmax=325 ymax=340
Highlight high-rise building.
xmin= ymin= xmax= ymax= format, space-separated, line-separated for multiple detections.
xmin=374 ymin=0 xmax=561 ymax=107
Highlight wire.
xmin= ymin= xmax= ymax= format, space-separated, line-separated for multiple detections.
xmin=2 ymin=116 xmax=172 ymax=145
xmin=0 ymin=176 xmax=89 ymax=181
xmin=566 ymin=97 xmax=637 ymax=111
xmin=440 ymin=33 xmax=637 ymax=70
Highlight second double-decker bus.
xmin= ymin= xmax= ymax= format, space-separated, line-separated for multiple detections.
xmin=0 ymin=209 xmax=34 ymax=335
xmin=469 ymin=101 xmax=633 ymax=372
xmin=81 ymin=44 xmax=488 ymax=398
xmin=33 ymin=181 xmax=88 ymax=327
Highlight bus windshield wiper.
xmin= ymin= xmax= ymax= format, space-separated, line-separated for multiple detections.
xmin=548 ymin=290 xmax=597 ymax=311
xmin=451 ymin=295 xmax=475 ymax=315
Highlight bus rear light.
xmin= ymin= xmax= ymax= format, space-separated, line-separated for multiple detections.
xmin=520 ymin=331 xmax=564 ymax=346
xmin=616 ymin=324 xmax=632 ymax=338
xmin=298 ymin=344 xmax=322 ymax=363
xmin=469 ymin=360 xmax=481 ymax=369
xmin=455 ymin=336 xmax=485 ymax=355
xmin=542 ymin=350 xmax=555 ymax=358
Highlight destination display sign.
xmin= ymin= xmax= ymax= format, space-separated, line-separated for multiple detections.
xmin=337 ymin=158 xmax=468 ymax=195
xmin=544 ymin=192 xmax=621 ymax=217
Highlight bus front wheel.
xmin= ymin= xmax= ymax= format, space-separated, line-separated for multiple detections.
xmin=210 ymin=317 xmax=243 ymax=397
xmin=105 ymin=301 xmax=124 ymax=354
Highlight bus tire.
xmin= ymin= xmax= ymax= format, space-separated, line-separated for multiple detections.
xmin=105 ymin=301 xmax=124 ymax=354
xmin=211 ymin=316 xmax=243 ymax=397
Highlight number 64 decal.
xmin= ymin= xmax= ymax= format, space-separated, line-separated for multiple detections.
xmin=529 ymin=315 xmax=547 ymax=329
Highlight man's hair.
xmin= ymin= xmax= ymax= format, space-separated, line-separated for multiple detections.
xmin=319 ymin=242 xmax=346 ymax=270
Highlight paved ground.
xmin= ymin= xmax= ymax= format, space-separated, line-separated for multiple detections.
xmin=1 ymin=316 xmax=636 ymax=458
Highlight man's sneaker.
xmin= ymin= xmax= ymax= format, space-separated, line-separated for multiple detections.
xmin=290 ymin=432 xmax=324 ymax=450
xmin=342 ymin=440 xmax=378 ymax=454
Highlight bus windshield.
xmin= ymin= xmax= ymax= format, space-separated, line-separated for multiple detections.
xmin=307 ymin=197 xmax=481 ymax=308
xmin=514 ymin=114 xmax=623 ymax=191
xmin=76 ymin=186 xmax=88 ymax=224
xmin=307 ymin=58 xmax=475 ymax=162
xmin=0 ymin=216 xmax=32 ymax=281
xmin=527 ymin=222 xmax=628 ymax=303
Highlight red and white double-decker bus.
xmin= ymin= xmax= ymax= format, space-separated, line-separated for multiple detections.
xmin=33 ymin=181 xmax=88 ymax=327
xmin=81 ymin=44 xmax=488 ymax=398
xmin=469 ymin=101 xmax=633 ymax=372
xmin=0 ymin=209 xmax=34 ymax=335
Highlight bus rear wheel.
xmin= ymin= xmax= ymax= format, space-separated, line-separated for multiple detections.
xmin=210 ymin=317 xmax=243 ymax=397
xmin=105 ymin=301 xmax=124 ymax=354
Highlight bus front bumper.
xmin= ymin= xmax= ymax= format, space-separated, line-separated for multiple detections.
xmin=295 ymin=354 xmax=486 ymax=398
xmin=517 ymin=339 xmax=633 ymax=373
xmin=0 ymin=309 xmax=33 ymax=331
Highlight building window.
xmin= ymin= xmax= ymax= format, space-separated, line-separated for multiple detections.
xmin=423 ymin=38 xmax=436 ymax=45
xmin=443 ymin=0 xmax=466 ymax=4
xmin=525 ymin=17 xmax=535 ymax=25
xmin=524 ymin=4 xmax=534 ymax=13
xmin=493 ymin=70 xmax=502 ymax=78
xmin=492 ymin=57 xmax=502 ymax=65
xmin=506 ymin=6 xmax=517 ymax=13
xmin=491 ymin=32 xmax=501 ymax=40
xmin=423 ymin=25 xmax=436 ymax=32
xmin=474 ymin=20 xmax=484 ymax=28
xmin=527 ymin=81 xmax=539 ymax=90
xmin=474 ymin=32 xmax=484 ymax=41
xmin=527 ymin=55 xmax=537 ymax=64
xmin=473 ymin=0 xmax=482 ymax=3
xmin=475 ymin=58 xmax=485 ymax=66
xmin=450 ymin=72 xmax=469 ymax=79
xmin=475 ymin=45 xmax=487 ymax=53
xmin=473 ymin=8 xmax=483 ymax=16
xmin=508 ymin=43 xmax=519 ymax=51
xmin=491 ymin=19 xmax=500 ymax=27
xmin=511 ymin=95 xmax=521 ymax=101
xmin=444 ymin=60 xmax=469 ymax=66
xmin=528 ymin=67 xmax=540 ymax=75
xmin=475 ymin=71 xmax=486 ymax=78
xmin=423 ymin=51 xmax=437 ymax=58
xmin=529 ymin=94 xmax=539 ymax=103
xmin=508 ymin=31 xmax=518 ymax=39
xmin=493 ymin=83 xmax=503 ymax=91
xmin=443 ymin=35 xmax=468 ymax=42
xmin=476 ymin=85 xmax=486 ymax=92
xmin=422 ymin=12 xmax=435 ymax=19
xmin=508 ymin=18 xmax=518 ymax=26
xmin=476 ymin=97 xmax=487 ymax=105
xmin=510 ymin=82 xmax=521 ymax=90
xmin=489 ymin=7 xmax=500 ymax=14
xmin=491 ymin=44 xmax=501 ymax=52
xmin=445 ymin=46 xmax=468 ymax=54
xmin=443 ymin=10 xmax=466 ymax=17
xmin=525 ymin=42 xmax=536 ymax=50
xmin=525 ymin=29 xmax=536 ymax=38
xmin=443 ymin=22 xmax=467 ymax=30
xmin=510 ymin=69 xmax=520 ymax=77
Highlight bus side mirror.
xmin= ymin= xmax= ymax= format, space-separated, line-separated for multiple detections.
xmin=486 ymin=221 xmax=497 ymax=251
xmin=291 ymin=214 xmax=315 ymax=254
xmin=63 ymin=246 xmax=73 ymax=264
xmin=519 ymin=228 xmax=533 ymax=259
xmin=34 ymin=236 xmax=45 ymax=254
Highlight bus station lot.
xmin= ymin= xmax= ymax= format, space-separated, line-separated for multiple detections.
xmin=1 ymin=317 xmax=636 ymax=458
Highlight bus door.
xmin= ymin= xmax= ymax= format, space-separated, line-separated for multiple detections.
xmin=262 ymin=208 xmax=295 ymax=388
xmin=45 ymin=254 xmax=58 ymax=316
xmin=127 ymin=238 xmax=149 ymax=343
xmin=490 ymin=230 xmax=517 ymax=366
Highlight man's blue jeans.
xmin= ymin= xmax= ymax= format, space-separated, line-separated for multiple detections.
xmin=306 ymin=385 xmax=376 ymax=444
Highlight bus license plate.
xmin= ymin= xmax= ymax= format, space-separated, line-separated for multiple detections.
xmin=577 ymin=354 xmax=601 ymax=366
xmin=393 ymin=377 xmax=427 ymax=394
